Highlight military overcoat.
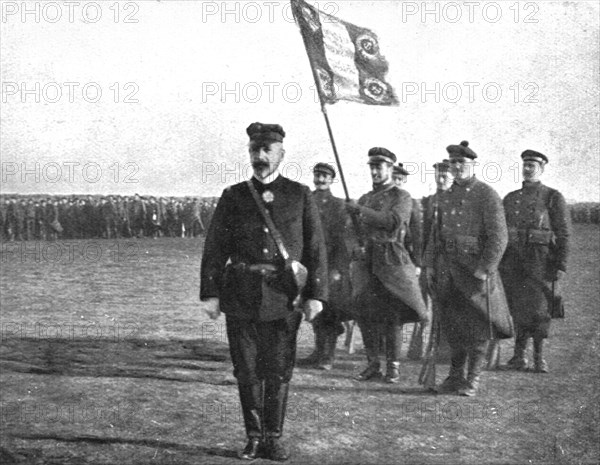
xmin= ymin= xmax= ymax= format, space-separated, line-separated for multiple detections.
xmin=351 ymin=184 xmax=429 ymax=322
xmin=499 ymin=181 xmax=570 ymax=336
xmin=424 ymin=176 xmax=514 ymax=339
xmin=312 ymin=189 xmax=354 ymax=320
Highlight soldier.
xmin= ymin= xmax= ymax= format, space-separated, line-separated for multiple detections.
xmin=424 ymin=141 xmax=514 ymax=396
xmin=146 ymin=196 xmax=162 ymax=238
xmin=421 ymin=160 xmax=454 ymax=362
xmin=393 ymin=163 xmax=423 ymax=273
xmin=117 ymin=196 xmax=131 ymax=238
xmin=392 ymin=162 xmax=425 ymax=360
xmin=129 ymin=194 xmax=146 ymax=238
xmin=57 ymin=198 xmax=70 ymax=239
xmin=164 ymin=198 xmax=178 ymax=237
xmin=499 ymin=150 xmax=570 ymax=373
xmin=46 ymin=198 xmax=61 ymax=240
xmin=102 ymin=196 xmax=118 ymax=239
xmin=4 ymin=198 xmax=18 ymax=240
xmin=0 ymin=198 xmax=8 ymax=240
xmin=298 ymin=162 xmax=352 ymax=370
xmin=16 ymin=199 xmax=27 ymax=240
xmin=346 ymin=148 xmax=429 ymax=383
xmin=200 ymin=200 xmax=212 ymax=234
xmin=25 ymin=199 xmax=36 ymax=240
xmin=422 ymin=160 xmax=453 ymax=255
xmin=200 ymin=122 xmax=327 ymax=461
xmin=189 ymin=198 xmax=203 ymax=236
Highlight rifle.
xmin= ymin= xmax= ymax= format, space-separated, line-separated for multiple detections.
xmin=407 ymin=322 xmax=424 ymax=360
xmin=485 ymin=337 xmax=501 ymax=370
xmin=484 ymin=275 xmax=501 ymax=369
xmin=418 ymin=313 xmax=439 ymax=390
xmin=419 ymin=194 xmax=440 ymax=389
xmin=345 ymin=320 xmax=357 ymax=354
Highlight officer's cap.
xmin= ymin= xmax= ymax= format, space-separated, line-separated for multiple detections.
xmin=521 ymin=150 xmax=548 ymax=164
xmin=313 ymin=162 xmax=336 ymax=178
xmin=368 ymin=147 xmax=397 ymax=165
xmin=246 ymin=122 xmax=286 ymax=143
xmin=433 ymin=159 xmax=451 ymax=170
xmin=446 ymin=141 xmax=477 ymax=159
xmin=393 ymin=163 xmax=410 ymax=176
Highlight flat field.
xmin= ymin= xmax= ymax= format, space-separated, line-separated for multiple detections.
xmin=1 ymin=225 xmax=598 ymax=464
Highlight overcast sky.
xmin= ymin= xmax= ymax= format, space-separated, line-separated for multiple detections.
xmin=1 ymin=0 xmax=599 ymax=201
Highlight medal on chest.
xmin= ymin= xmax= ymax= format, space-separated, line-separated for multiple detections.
xmin=262 ymin=191 xmax=274 ymax=204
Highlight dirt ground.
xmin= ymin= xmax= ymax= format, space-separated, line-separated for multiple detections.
xmin=1 ymin=225 xmax=598 ymax=464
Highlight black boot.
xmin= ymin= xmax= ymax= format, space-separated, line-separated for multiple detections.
xmin=533 ymin=338 xmax=548 ymax=373
xmin=238 ymin=383 xmax=264 ymax=460
xmin=437 ymin=347 xmax=467 ymax=394
xmin=318 ymin=333 xmax=338 ymax=371
xmin=503 ymin=332 xmax=528 ymax=371
xmin=385 ymin=361 xmax=400 ymax=384
xmin=383 ymin=323 xmax=402 ymax=383
xmin=459 ymin=342 xmax=488 ymax=397
xmin=264 ymin=381 xmax=290 ymax=462
xmin=355 ymin=319 xmax=383 ymax=381
xmin=298 ymin=324 xmax=324 ymax=367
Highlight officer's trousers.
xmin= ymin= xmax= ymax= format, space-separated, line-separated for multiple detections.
xmin=225 ymin=312 xmax=302 ymax=385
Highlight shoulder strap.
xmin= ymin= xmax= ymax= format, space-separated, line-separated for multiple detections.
xmin=246 ymin=180 xmax=290 ymax=261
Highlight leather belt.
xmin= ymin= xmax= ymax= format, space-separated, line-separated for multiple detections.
xmin=248 ymin=263 xmax=278 ymax=274
xmin=231 ymin=261 xmax=279 ymax=276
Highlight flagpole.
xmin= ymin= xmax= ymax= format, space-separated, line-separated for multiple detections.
xmin=304 ymin=56 xmax=364 ymax=246
xmin=291 ymin=0 xmax=366 ymax=244
xmin=305 ymin=69 xmax=351 ymax=201
xmin=319 ymin=103 xmax=351 ymax=201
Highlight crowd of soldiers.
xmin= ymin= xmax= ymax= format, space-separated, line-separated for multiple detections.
xmin=0 ymin=195 xmax=217 ymax=241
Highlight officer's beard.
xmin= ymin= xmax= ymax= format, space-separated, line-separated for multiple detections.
xmin=252 ymin=160 xmax=270 ymax=170
xmin=252 ymin=160 xmax=277 ymax=180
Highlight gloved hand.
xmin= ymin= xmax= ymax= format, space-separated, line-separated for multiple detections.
xmin=303 ymin=299 xmax=323 ymax=322
xmin=203 ymin=298 xmax=221 ymax=320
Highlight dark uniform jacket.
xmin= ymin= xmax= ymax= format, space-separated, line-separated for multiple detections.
xmin=312 ymin=189 xmax=353 ymax=319
xmin=424 ymin=176 xmax=513 ymax=339
xmin=201 ymin=175 xmax=328 ymax=321
xmin=352 ymin=183 xmax=429 ymax=322
xmin=404 ymin=198 xmax=423 ymax=268
xmin=499 ymin=181 xmax=570 ymax=333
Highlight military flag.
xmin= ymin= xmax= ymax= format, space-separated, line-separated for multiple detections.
xmin=291 ymin=0 xmax=398 ymax=106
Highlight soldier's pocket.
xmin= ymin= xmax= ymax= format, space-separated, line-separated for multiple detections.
xmin=527 ymin=229 xmax=552 ymax=245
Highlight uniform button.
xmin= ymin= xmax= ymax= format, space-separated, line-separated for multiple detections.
xmin=466 ymin=188 xmax=471 ymax=192
xmin=457 ymin=223 xmax=461 ymax=227
xmin=260 ymin=269 xmax=266 ymax=275
xmin=263 ymin=227 xmax=269 ymax=233
xmin=262 ymin=248 xmax=268 ymax=254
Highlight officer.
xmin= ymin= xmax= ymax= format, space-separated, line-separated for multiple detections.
xmin=424 ymin=141 xmax=514 ymax=396
xmin=346 ymin=148 xmax=428 ymax=383
xmin=299 ymin=163 xmax=352 ymax=370
xmin=200 ymin=122 xmax=328 ymax=461
xmin=392 ymin=163 xmax=425 ymax=360
xmin=499 ymin=150 xmax=570 ymax=372
xmin=392 ymin=163 xmax=423 ymax=273
xmin=420 ymin=160 xmax=454 ymax=362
